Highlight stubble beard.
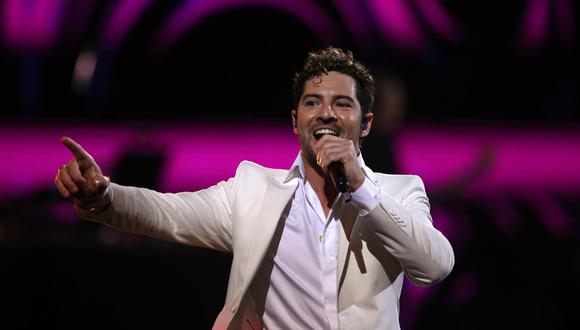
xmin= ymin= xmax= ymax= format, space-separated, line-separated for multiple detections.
xmin=299 ymin=130 xmax=318 ymax=169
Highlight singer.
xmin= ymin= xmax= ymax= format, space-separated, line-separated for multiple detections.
xmin=55 ymin=47 xmax=454 ymax=329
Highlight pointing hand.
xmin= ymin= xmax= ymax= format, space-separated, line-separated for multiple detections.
xmin=55 ymin=137 xmax=110 ymax=204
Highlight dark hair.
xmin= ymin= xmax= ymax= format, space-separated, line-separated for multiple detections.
xmin=292 ymin=47 xmax=375 ymax=114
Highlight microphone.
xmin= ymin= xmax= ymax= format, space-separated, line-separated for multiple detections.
xmin=328 ymin=162 xmax=349 ymax=193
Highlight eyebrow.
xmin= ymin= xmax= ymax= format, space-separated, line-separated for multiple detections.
xmin=301 ymin=94 xmax=356 ymax=103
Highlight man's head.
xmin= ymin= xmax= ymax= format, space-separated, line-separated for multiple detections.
xmin=292 ymin=47 xmax=375 ymax=116
xmin=291 ymin=47 xmax=375 ymax=165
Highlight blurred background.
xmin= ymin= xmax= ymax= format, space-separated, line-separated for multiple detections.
xmin=1 ymin=0 xmax=579 ymax=328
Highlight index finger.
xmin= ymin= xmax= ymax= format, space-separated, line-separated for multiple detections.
xmin=61 ymin=136 xmax=91 ymax=160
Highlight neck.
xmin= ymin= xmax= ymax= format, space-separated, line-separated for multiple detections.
xmin=302 ymin=154 xmax=338 ymax=213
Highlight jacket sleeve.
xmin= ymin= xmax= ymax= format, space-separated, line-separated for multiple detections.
xmin=362 ymin=175 xmax=454 ymax=286
xmin=75 ymin=178 xmax=235 ymax=253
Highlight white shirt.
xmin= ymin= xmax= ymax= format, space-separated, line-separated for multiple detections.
xmin=250 ymin=154 xmax=380 ymax=329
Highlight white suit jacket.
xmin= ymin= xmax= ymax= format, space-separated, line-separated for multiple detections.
xmin=78 ymin=160 xmax=454 ymax=329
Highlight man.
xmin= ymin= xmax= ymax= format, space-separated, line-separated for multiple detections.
xmin=55 ymin=48 xmax=454 ymax=329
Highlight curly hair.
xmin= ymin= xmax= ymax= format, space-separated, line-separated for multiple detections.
xmin=292 ymin=47 xmax=375 ymax=114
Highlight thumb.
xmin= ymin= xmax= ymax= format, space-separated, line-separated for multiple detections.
xmin=84 ymin=167 xmax=109 ymax=196
xmin=93 ymin=174 xmax=110 ymax=191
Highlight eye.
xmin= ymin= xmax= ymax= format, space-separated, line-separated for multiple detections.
xmin=335 ymin=100 xmax=353 ymax=108
xmin=304 ymin=99 xmax=320 ymax=107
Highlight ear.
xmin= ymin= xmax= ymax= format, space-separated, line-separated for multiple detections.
xmin=360 ymin=112 xmax=373 ymax=137
xmin=291 ymin=110 xmax=298 ymax=134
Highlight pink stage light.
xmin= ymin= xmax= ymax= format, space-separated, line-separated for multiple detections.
xmin=519 ymin=0 xmax=550 ymax=48
xmin=153 ymin=0 xmax=340 ymax=50
xmin=398 ymin=125 xmax=580 ymax=194
xmin=99 ymin=0 xmax=154 ymax=50
xmin=2 ymin=0 xmax=66 ymax=51
xmin=369 ymin=0 xmax=424 ymax=50
xmin=2 ymin=123 xmax=580 ymax=200
xmin=0 ymin=123 xmax=299 ymax=197
xmin=414 ymin=0 xmax=461 ymax=42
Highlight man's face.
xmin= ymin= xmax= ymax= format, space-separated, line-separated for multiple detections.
xmin=292 ymin=71 xmax=372 ymax=166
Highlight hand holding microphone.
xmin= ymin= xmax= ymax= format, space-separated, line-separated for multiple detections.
xmin=314 ymin=134 xmax=365 ymax=193
xmin=328 ymin=162 xmax=349 ymax=193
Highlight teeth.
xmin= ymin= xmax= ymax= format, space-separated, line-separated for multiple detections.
xmin=314 ymin=128 xmax=338 ymax=136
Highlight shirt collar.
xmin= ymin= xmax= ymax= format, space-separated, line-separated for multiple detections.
xmin=283 ymin=153 xmax=305 ymax=183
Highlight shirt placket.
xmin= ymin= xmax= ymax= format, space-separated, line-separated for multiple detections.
xmin=304 ymin=183 xmax=341 ymax=330
xmin=322 ymin=210 xmax=339 ymax=329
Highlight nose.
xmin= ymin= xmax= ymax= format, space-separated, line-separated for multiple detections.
xmin=318 ymin=102 xmax=337 ymax=122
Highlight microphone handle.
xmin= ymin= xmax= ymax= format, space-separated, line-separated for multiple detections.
xmin=328 ymin=162 xmax=350 ymax=193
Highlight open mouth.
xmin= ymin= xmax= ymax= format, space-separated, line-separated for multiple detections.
xmin=313 ymin=128 xmax=339 ymax=140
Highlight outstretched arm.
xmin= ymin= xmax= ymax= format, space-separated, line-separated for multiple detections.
xmin=55 ymin=137 xmax=234 ymax=252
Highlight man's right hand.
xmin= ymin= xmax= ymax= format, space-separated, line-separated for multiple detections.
xmin=55 ymin=136 xmax=110 ymax=204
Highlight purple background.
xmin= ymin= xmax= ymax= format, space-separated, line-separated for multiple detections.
xmin=1 ymin=0 xmax=579 ymax=328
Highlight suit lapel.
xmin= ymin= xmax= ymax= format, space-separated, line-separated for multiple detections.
xmin=235 ymin=175 xmax=298 ymax=304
